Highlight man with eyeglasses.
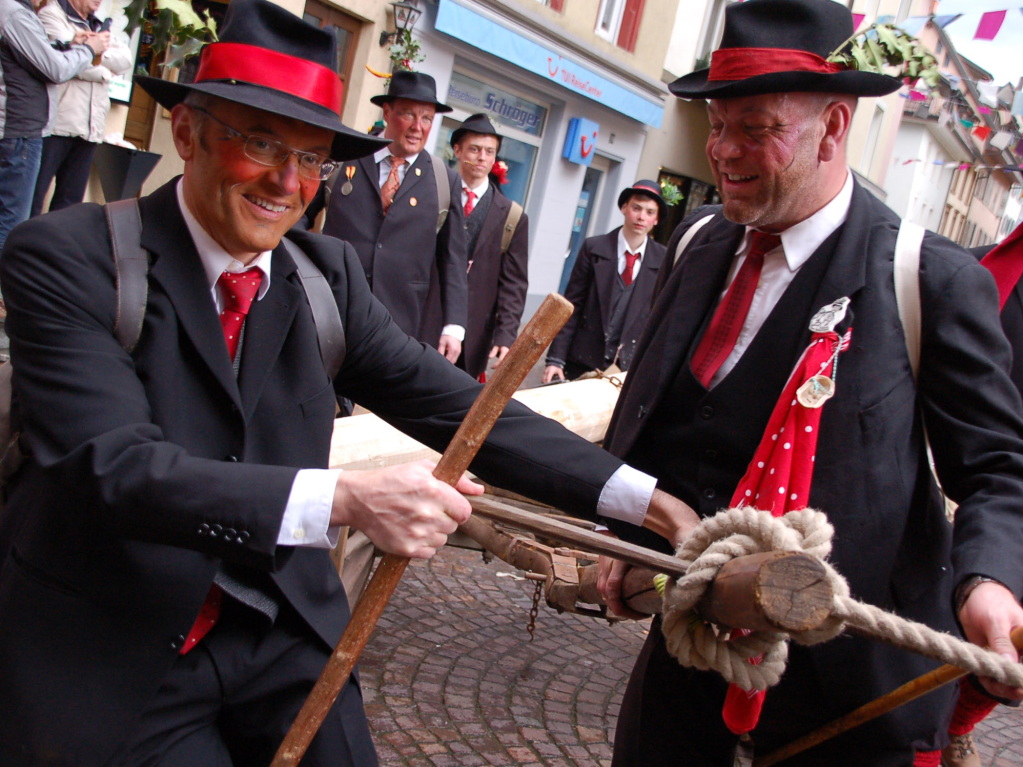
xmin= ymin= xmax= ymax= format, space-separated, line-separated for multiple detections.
xmin=0 ymin=1 xmax=699 ymax=764
xmin=311 ymin=70 xmax=469 ymax=364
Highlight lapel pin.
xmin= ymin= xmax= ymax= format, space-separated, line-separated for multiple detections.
xmin=415 ymin=167 xmax=422 ymax=177
xmin=410 ymin=197 xmax=418 ymax=207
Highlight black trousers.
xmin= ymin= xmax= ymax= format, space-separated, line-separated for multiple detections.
xmin=113 ymin=597 xmax=377 ymax=766
xmin=611 ymin=618 xmax=917 ymax=767
xmin=31 ymin=136 xmax=97 ymax=217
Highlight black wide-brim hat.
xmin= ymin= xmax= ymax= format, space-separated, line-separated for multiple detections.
xmin=450 ymin=113 xmax=502 ymax=150
xmin=136 ymin=0 xmax=388 ymax=161
xmin=618 ymin=180 xmax=667 ymax=220
xmin=370 ymin=70 xmax=453 ymax=113
xmin=669 ymin=0 xmax=901 ymax=100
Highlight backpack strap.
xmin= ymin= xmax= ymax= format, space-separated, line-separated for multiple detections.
xmin=893 ymin=220 xmax=925 ymax=381
xmin=104 ymin=198 xmax=149 ymax=352
xmin=430 ymin=152 xmax=450 ymax=234
xmin=282 ymin=238 xmax=346 ymax=379
xmin=672 ymin=213 xmax=716 ymax=266
xmin=501 ymin=200 xmax=523 ymax=254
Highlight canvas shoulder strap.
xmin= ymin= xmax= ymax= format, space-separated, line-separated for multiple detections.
xmin=500 ymin=200 xmax=523 ymax=254
xmin=893 ymin=220 xmax=925 ymax=381
xmin=430 ymin=152 xmax=450 ymax=233
xmin=104 ymin=198 xmax=149 ymax=352
xmin=672 ymin=213 xmax=716 ymax=266
xmin=282 ymin=238 xmax=346 ymax=379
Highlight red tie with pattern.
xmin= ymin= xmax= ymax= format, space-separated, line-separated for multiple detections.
xmin=689 ymin=231 xmax=781 ymax=387
xmin=464 ymin=188 xmax=477 ymax=217
xmin=622 ymin=251 xmax=640 ymax=286
xmin=178 ymin=267 xmax=263 ymax=655
xmin=380 ymin=155 xmax=403 ymax=211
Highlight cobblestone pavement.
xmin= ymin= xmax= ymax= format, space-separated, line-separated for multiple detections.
xmin=359 ymin=545 xmax=1023 ymax=766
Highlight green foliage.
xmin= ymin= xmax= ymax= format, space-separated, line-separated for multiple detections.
xmin=123 ymin=0 xmax=218 ymax=66
xmin=659 ymin=180 xmax=684 ymax=207
xmin=389 ymin=29 xmax=424 ymax=73
xmin=828 ymin=23 xmax=941 ymax=89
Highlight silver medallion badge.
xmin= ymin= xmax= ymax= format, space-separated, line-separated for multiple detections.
xmin=809 ymin=297 xmax=850 ymax=334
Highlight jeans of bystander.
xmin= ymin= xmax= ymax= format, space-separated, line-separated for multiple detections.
xmin=0 ymin=136 xmax=43 ymax=256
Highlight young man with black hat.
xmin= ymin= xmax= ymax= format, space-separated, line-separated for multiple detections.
xmin=543 ymin=180 xmax=666 ymax=382
xmin=449 ymin=112 xmax=529 ymax=380
xmin=0 ymin=1 xmax=700 ymax=763
xmin=595 ymin=0 xmax=1023 ymax=765
xmin=310 ymin=69 xmax=469 ymax=364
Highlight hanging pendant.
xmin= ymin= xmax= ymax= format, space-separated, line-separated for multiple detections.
xmin=340 ymin=181 xmax=354 ymax=196
xmin=796 ymin=375 xmax=835 ymax=408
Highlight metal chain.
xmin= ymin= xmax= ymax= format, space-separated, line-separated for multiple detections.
xmin=526 ymin=579 xmax=542 ymax=641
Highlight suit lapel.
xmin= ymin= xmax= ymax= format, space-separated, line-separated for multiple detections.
xmin=141 ymin=183 xmax=242 ymax=411
xmin=357 ymin=154 xmax=379 ymax=194
xmin=393 ymin=152 xmax=427 ymax=205
xmin=237 ymin=247 xmax=302 ymax=420
xmin=592 ymin=231 xmax=620 ymax=328
xmin=476 ymin=189 xmax=508 ymax=258
xmin=805 ymin=183 xmax=872 ymax=322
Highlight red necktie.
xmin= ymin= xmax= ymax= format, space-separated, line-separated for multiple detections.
xmin=622 ymin=251 xmax=640 ymax=286
xmin=380 ymin=155 xmax=403 ymax=211
xmin=179 ymin=267 xmax=263 ymax=655
xmin=690 ymin=231 xmax=781 ymax=387
xmin=464 ymin=188 xmax=477 ymax=217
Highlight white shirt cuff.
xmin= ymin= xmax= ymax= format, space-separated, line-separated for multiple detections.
xmin=441 ymin=324 xmax=466 ymax=342
xmin=278 ymin=469 xmax=343 ymax=548
xmin=596 ymin=464 xmax=655 ymax=527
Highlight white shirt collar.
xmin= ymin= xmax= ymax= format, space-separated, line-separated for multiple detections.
xmin=617 ymin=228 xmax=648 ymax=259
xmin=175 ymin=179 xmax=271 ymax=300
xmin=743 ymin=171 xmax=854 ymax=271
xmin=463 ymin=176 xmax=490 ymax=198
xmin=375 ymin=146 xmax=419 ymax=166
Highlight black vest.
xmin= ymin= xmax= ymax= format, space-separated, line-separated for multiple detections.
xmin=618 ymin=240 xmax=837 ymax=553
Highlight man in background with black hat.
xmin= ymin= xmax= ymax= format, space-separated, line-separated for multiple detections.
xmin=596 ymin=0 xmax=1023 ymax=764
xmin=0 ymin=1 xmax=701 ymax=763
xmin=448 ymin=112 xmax=529 ymax=380
xmin=312 ymin=70 xmax=468 ymax=363
xmin=542 ymin=180 xmax=666 ymax=382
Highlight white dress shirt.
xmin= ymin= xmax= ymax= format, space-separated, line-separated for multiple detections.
xmin=707 ymin=172 xmax=854 ymax=387
xmin=617 ymin=230 xmax=648 ymax=283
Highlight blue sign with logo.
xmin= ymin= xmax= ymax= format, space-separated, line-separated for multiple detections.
xmin=563 ymin=117 xmax=600 ymax=166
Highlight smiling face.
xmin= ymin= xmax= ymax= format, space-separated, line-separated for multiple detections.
xmin=453 ymin=133 xmax=499 ymax=187
xmin=172 ymin=99 xmax=332 ymax=263
xmin=381 ymin=98 xmax=436 ymax=158
xmin=705 ymin=92 xmax=852 ymax=232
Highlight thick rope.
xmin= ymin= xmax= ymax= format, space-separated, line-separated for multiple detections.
xmin=661 ymin=507 xmax=1023 ymax=691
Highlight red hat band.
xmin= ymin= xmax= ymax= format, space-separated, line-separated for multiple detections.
xmin=708 ymin=47 xmax=848 ymax=82
xmin=195 ymin=42 xmax=343 ymax=115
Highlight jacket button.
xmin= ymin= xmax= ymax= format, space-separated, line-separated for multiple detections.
xmin=704 ymin=448 xmax=718 ymax=459
xmin=197 ymin=523 xmax=210 ymax=535
xmin=223 ymin=528 xmax=237 ymax=542
xmin=238 ymin=531 xmax=251 ymax=543
xmin=700 ymin=405 xmax=714 ymax=419
xmin=210 ymin=524 xmax=222 ymax=537
xmin=225 ymin=455 xmax=239 ymax=462
xmin=638 ymin=405 xmax=648 ymax=418
xmin=702 ymin=487 xmax=717 ymax=500
xmin=170 ymin=634 xmax=185 ymax=651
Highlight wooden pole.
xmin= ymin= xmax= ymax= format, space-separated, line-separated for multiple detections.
xmin=755 ymin=626 xmax=1023 ymax=767
xmin=270 ymin=294 xmax=573 ymax=767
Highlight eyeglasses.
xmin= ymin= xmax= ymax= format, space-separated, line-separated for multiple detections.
xmin=191 ymin=106 xmax=339 ymax=181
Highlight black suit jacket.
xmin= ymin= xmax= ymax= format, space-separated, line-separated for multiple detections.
xmin=319 ymin=152 xmax=468 ymax=342
xmin=461 ymin=188 xmax=529 ymax=379
xmin=547 ymin=228 xmax=665 ymax=372
xmin=0 ymin=180 xmax=622 ymax=766
xmin=605 ymin=184 xmax=1023 ymax=749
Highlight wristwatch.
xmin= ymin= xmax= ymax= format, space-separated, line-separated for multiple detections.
xmin=954 ymin=574 xmax=1003 ymax=615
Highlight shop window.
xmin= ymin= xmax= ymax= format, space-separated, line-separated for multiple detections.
xmin=442 ymin=71 xmax=548 ymax=207
xmin=652 ymin=170 xmax=720 ymax=246
xmin=695 ymin=0 xmax=740 ymax=69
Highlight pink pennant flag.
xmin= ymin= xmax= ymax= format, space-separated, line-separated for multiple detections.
xmin=909 ymin=90 xmax=928 ymax=101
xmin=973 ymin=125 xmax=992 ymax=141
xmin=852 ymin=13 xmax=865 ymax=30
xmin=978 ymin=105 xmax=992 ymax=114
xmin=975 ymin=10 xmax=1006 ymax=40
